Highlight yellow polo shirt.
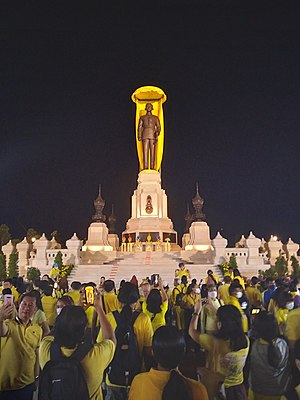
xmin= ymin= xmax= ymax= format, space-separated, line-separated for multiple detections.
xmin=67 ymin=290 xmax=81 ymax=305
xmin=39 ymin=336 xmax=115 ymax=400
xmin=0 ymin=319 xmax=42 ymax=390
xmin=129 ymin=368 xmax=208 ymax=400
xmin=41 ymin=295 xmax=57 ymax=327
xmin=245 ymin=286 xmax=262 ymax=307
xmin=103 ymin=292 xmax=121 ymax=314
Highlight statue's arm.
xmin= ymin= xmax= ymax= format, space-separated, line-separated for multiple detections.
xmin=138 ymin=117 xmax=143 ymax=140
xmin=155 ymin=116 xmax=161 ymax=136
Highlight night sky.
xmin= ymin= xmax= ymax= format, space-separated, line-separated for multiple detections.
xmin=1 ymin=2 xmax=300 ymax=247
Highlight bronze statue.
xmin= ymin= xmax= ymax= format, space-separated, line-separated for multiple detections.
xmin=138 ymin=103 xmax=161 ymax=170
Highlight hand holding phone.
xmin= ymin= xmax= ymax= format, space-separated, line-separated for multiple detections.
xmin=4 ymin=294 xmax=14 ymax=305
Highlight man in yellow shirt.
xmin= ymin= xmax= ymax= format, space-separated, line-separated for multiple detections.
xmin=41 ymin=285 xmax=57 ymax=328
xmin=228 ymin=283 xmax=248 ymax=333
xmin=245 ymin=276 xmax=262 ymax=308
xmin=0 ymin=291 xmax=42 ymax=399
xmin=103 ymin=280 xmax=121 ymax=314
xmin=67 ymin=281 xmax=81 ymax=304
xmin=218 ymin=276 xmax=232 ymax=304
xmin=175 ymin=262 xmax=191 ymax=280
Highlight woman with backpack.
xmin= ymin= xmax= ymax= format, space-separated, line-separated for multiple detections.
xmin=39 ymin=294 xmax=116 ymax=400
xmin=128 ymin=325 xmax=208 ymax=400
xmin=97 ymin=281 xmax=153 ymax=400
xmin=248 ymin=311 xmax=291 ymax=400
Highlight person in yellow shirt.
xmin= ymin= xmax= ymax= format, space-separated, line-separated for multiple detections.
xmin=245 ymin=276 xmax=262 ymax=308
xmin=67 ymin=281 xmax=81 ymax=304
xmin=286 ymin=307 xmax=300 ymax=352
xmin=189 ymin=302 xmax=250 ymax=400
xmin=39 ymin=295 xmax=116 ymax=400
xmin=175 ymin=262 xmax=191 ymax=280
xmin=200 ymin=284 xmax=224 ymax=335
xmin=41 ymin=285 xmax=57 ymax=328
xmin=136 ymin=279 xmax=151 ymax=311
xmin=275 ymin=291 xmax=294 ymax=335
xmin=218 ymin=276 xmax=232 ymax=305
xmin=232 ymin=269 xmax=245 ymax=289
xmin=0 ymin=291 xmax=42 ymax=399
xmin=97 ymin=282 xmax=153 ymax=397
xmin=103 ymin=280 xmax=121 ymax=314
xmin=129 ymin=325 xmax=208 ymax=400
xmin=142 ymin=278 xmax=168 ymax=332
xmin=172 ymin=276 xmax=188 ymax=331
xmin=204 ymin=270 xmax=220 ymax=286
xmin=227 ymin=282 xmax=248 ymax=333
xmin=181 ymin=282 xmax=201 ymax=348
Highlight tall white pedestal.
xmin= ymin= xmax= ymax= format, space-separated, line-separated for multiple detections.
xmin=123 ymin=170 xmax=177 ymax=243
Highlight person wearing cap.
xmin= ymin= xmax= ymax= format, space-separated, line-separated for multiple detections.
xmin=97 ymin=282 xmax=153 ymax=398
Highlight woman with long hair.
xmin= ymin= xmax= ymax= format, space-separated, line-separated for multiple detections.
xmin=249 ymin=311 xmax=290 ymax=399
xmin=275 ymin=291 xmax=294 ymax=335
xmin=189 ymin=303 xmax=249 ymax=400
xmin=143 ymin=278 xmax=168 ymax=332
xmin=129 ymin=326 xmax=208 ymax=400
xmin=31 ymin=289 xmax=50 ymax=337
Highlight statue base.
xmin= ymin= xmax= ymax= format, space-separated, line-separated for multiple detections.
xmin=123 ymin=170 xmax=177 ymax=244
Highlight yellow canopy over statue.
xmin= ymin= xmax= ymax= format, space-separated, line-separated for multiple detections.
xmin=131 ymin=86 xmax=167 ymax=171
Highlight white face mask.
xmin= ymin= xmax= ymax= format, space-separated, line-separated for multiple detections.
xmin=208 ymin=291 xmax=217 ymax=299
xmin=286 ymin=302 xmax=294 ymax=310
xmin=195 ymin=288 xmax=200 ymax=294
xmin=56 ymin=307 xmax=63 ymax=315
xmin=235 ymin=292 xmax=243 ymax=299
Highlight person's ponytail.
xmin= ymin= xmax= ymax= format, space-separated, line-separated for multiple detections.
xmin=162 ymin=370 xmax=192 ymax=400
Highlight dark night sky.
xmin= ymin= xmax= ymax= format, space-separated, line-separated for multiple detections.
xmin=1 ymin=1 xmax=300 ymax=246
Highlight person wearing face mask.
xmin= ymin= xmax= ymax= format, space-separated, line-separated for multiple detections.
xmin=275 ymin=291 xmax=294 ymax=335
xmin=228 ymin=282 xmax=248 ymax=333
xmin=56 ymin=295 xmax=74 ymax=316
xmin=181 ymin=283 xmax=201 ymax=346
xmin=200 ymin=284 xmax=224 ymax=335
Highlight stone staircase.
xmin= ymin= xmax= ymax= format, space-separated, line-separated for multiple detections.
xmin=68 ymin=251 xmax=221 ymax=288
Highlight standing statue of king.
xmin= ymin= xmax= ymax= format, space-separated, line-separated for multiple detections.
xmin=132 ymin=86 xmax=167 ymax=171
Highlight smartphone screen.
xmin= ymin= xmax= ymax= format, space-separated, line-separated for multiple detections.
xmin=84 ymin=286 xmax=95 ymax=305
xmin=4 ymin=294 xmax=14 ymax=305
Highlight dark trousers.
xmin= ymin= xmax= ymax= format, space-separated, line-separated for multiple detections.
xmin=0 ymin=383 xmax=35 ymax=400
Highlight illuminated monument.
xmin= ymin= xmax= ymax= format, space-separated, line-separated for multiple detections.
xmin=122 ymin=86 xmax=178 ymax=247
xmin=13 ymin=85 xmax=300 ymax=284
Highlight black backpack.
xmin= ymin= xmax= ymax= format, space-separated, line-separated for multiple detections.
xmin=38 ymin=340 xmax=92 ymax=400
xmin=107 ymin=310 xmax=141 ymax=387
xmin=174 ymin=287 xmax=184 ymax=306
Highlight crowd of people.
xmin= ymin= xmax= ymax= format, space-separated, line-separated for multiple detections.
xmin=0 ymin=263 xmax=300 ymax=400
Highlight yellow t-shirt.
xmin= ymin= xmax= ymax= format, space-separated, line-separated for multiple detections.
xmin=0 ymin=319 xmax=42 ymax=390
xmin=218 ymin=283 xmax=230 ymax=305
xmin=227 ymin=295 xmax=248 ymax=333
xmin=275 ymin=308 xmax=289 ymax=335
xmin=39 ymin=336 xmax=115 ymax=400
xmin=286 ymin=308 xmax=300 ymax=342
xmin=245 ymin=286 xmax=262 ymax=307
xmin=200 ymin=299 xmax=223 ymax=334
xmin=172 ymin=284 xmax=187 ymax=305
xmin=129 ymin=368 xmax=208 ymax=400
xmin=85 ymin=305 xmax=95 ymax=328
xmin=67 ymin=290 xmax=81 ymax=305
xmin=97 ymin=311 xmax=153 ymax=357
xmin=142 ymin=300 xmax=168 ymax=332
xmin=176 ymin=268 xmax=191 ymax=279
xmin=41 ymin=295 xmax=57 ymax=327
xmin=103 ymin=292 xmax=121 ymax=314
xmin=182 ymin=293 xmax=200 ymax=309
xmin=199 ymin=334 xmax=249 ymax=387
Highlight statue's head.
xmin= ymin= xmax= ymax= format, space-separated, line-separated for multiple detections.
xmin=145 ymin=103 xmax=153 ymax=112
